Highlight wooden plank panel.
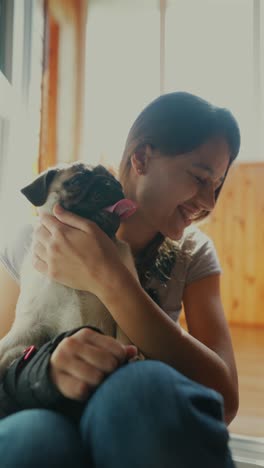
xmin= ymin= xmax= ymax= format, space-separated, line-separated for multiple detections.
xmin=229 ymin=325 xmax=264 ymax=437
xmin=201 ymin=163 xmax=263 ymax=326
xmin=38 ymin=6 xmax=59 ymax=172
xmin=255 ymin=166 xmax=264 ymax=317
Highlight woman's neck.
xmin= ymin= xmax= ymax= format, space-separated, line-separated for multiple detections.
xmin=116 ymin=213 xmax=158 ymax=256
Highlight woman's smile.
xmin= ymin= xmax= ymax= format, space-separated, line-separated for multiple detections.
xmin=178 ymin=205 xmax=192 ymax=227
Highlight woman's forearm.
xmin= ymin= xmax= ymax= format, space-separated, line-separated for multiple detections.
xmin=98 ymin=264 xmax=238 ymax=424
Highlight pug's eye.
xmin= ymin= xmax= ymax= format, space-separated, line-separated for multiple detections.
xmin=69 ymin=174 xmax=82 ymax=186
xmin=63 ymin=174 xmax=82 ymax=188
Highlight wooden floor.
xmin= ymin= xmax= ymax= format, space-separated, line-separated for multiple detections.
xmin=228 ymin=325 xmax=264 ymax=438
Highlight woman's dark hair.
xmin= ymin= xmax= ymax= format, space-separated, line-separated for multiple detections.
xmin=119 ymin=91 xmax=240 ymax=222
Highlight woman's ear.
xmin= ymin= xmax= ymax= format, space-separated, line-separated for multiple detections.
xmin=130 ymin=145 xmax=153 ymax=175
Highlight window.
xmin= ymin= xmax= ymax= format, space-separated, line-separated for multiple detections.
xmin=0 ymin=0 xmax=14 ymax=81
xmin=0 ymin=0 xmax=43 ymax=230
xmin=81 ymin=0 xmax=160 ymax=170
xmin=0 ymin=118 xmax=9 ymax=199
xmin=165 ymin=0 xmax=262 ymax=161
xmin=82 ymin=0 xmax=263 ymax=167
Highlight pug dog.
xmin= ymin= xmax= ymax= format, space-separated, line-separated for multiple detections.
xmin=0 ymin=162 xmax=143 ymax=377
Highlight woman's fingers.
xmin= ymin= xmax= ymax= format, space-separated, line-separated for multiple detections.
xmin=33 ymin=219 xmax=51 ymax=241
xmin=49 ymin=343 xmax=105 ymax=400
xmin=32 ymin=220 xmax=51 ymax=258
xmin=72 ymin=328 xmax=128 ymax=365
xmin=49 ymin=328 xmax=136 ymax=400
xmin=38 ymin=205 xmax=91 ymax=236
xmin=32 ymin=205 xmax=123 ymax=293
xmin=37 ymin=209 xmax=95 ymax=251
xmin=32 ymin=254 xmax=47 ymax=274
xmin=38 ymin=211 xmax=70 ymax=239
xmin=59 ymin=329 xmax=128 ymax=374
xmin=32 ymin=222 xmax=50 ymax=272
xmin=52 ymin=203 xmax=91 ymax=233
xmin=49 ymin=368 xmax=99 ymax=401
xmin=32 ymin=240 xmax=46 ymax=260
xmin=33 ymin=215 xmax=52 ymax=238
xmin=51 ymin=343 xmax=109 ymax=386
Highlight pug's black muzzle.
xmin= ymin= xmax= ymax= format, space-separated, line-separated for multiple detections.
xmin=60 ymin=174 xmax=125 ymax=239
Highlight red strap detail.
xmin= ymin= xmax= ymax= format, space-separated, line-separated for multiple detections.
xmin=23 ymin=345 xmax=37 ymax=361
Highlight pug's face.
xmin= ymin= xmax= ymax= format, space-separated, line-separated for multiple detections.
xmin=21 ymin=163 xmax=136 ymax=238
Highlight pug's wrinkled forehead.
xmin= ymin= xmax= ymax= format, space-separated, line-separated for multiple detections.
xmin=49 ymin=162 xmax=118 ymax=189
xmin=21 ymin=162 xmax=121 ymax=207
xmin=48 ymin=162 xmax=89 ymax=192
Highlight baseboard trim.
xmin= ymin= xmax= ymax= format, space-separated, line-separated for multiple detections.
xmin=230 ymin=434 xmax=264 ymax=467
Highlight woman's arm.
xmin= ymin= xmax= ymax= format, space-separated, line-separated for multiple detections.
xmin=34 ymin=206 xmax=238 ymax=424
xmin=98 ymin=268 xmax=238 ymax=425
xmin=182 ymin=274 xmax=238 ymax=423
xmin=0 ymin=325 xmax=135 ymax=420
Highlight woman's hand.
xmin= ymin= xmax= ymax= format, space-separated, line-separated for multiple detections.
xmin=32 ymin=204 xmax=125 ymax=296
xmin=49 ymin=327 xmax=138 ymax=400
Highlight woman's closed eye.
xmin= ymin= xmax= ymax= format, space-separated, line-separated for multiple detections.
xmin=190 ymin=172 xmax=223 ymax=191
xmin=194 ymin=175 xmax=207 ymax=186
xmin=189 ymin=172 xmax=207 ymax=186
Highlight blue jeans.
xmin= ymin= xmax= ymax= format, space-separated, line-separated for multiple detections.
xmin=0 ymin=360 xmax=235 ymax=468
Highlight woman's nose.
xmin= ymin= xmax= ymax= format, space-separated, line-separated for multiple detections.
xmin=196 ymin=184 xmax=216 ymax=211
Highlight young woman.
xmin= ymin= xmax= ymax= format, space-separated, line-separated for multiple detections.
xmin=0 ymin=92 xmax=240 ymax=467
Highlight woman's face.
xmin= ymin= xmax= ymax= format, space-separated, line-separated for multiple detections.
xmin=131 ymin=137 xmax=230 ymax=241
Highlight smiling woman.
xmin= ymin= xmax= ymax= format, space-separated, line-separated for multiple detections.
xmin=0 ymin=87 xmax=241 ymax=467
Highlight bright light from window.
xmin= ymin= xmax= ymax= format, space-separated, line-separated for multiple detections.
xmin=82 ymin=0 xmax=263 ymax=165
xmin=81 ymin=1 xmax=160 ymax=170
xmin=165 ymin=0 xmax=261 ymax=161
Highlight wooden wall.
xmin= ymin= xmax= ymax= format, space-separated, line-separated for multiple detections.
xmin=200 ymin=162 xmax=264 ymax=326
xmin=38 ymin=0 xmax=87 ymax=172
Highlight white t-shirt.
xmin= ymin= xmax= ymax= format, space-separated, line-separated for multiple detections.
xmin=0 ymin=223 xmax=221 ymax=322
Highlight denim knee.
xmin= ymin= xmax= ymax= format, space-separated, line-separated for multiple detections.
xmin=79 ymin=360 xmax=233 ymax=468
xmin=80 ymin=358 xmax=225 ymax=435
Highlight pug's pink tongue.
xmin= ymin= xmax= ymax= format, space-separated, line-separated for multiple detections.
xmin=104 ymin=199 xmax=138 ymax=220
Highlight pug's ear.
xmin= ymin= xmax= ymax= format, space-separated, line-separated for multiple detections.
xmin=93 ymin=165 xmax=117 ymax=182
xmin=21 ymin=169 xmax=58 ymax=206
xmin=93 ymin=165 xmax=110 ymax=176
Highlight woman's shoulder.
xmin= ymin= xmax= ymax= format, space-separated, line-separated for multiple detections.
xmin=175 ymin=224 xmax=221 ymax=285
xmin=0 ymin=222 xmax=33 ymax=283
xmin=177 ymin=224 xmax=214 ymax=254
